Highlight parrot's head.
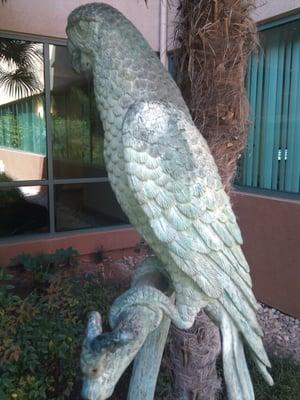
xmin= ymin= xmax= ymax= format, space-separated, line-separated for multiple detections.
xmin=66 ymin=3 xmax=123 ymax=75
xmin=66 ymin=26 xmax=93 ymax=75
xmin=66 ymin=12 xmax=96 ymax=75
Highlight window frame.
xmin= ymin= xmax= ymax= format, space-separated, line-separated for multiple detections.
xmin=257 ymin=11 xmax=300 ymax=31
xmin=234 ymin=12 xmax=300 ymax=200
xmin=0 ymin=31 xmax=130 ymax=243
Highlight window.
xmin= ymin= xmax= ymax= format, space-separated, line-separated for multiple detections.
xmin=0 ymin=34 xmax=128 ymax=239
xmin=236 ymin=17 xmax=300 ymax=195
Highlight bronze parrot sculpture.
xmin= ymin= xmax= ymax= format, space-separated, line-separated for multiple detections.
xmin=67 ymin=3 xmax=273 ymax=399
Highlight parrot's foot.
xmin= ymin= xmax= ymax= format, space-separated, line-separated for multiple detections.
xmin=174 ymin=304 xmax=199 ymax=330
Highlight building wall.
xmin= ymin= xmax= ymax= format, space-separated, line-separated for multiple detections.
xmin=232 ymin=192 xmax=300 ymax=318
xmin=2 ymin=0 xmax=300 ymax=50
xmin=0 ymin=0 xmax=161 ymax=50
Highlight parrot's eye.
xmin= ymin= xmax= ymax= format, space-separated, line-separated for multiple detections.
xmin=74 ymin=20 xmax=89 ymax=39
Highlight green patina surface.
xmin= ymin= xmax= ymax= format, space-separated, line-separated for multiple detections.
xmin=67 ymin=3 xmax=273 ymax=400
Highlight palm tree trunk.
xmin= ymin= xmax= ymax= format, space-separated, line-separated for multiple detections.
xmin=168 ymin=311 xmax=221 ymax=400
xmin=167 ymin=1 xmax=257 ymax=398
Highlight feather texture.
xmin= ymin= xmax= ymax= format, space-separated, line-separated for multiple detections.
xmin=67 ymin=3 xmax=272 ymax=393
xmin=120 ymin=101 xmax=271 ymax=385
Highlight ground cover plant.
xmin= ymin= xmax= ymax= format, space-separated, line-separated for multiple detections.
xmin=0 ymin=265 xmax=117 ymax=399
xmin=0 ymin=252 xmax=299 ymax=400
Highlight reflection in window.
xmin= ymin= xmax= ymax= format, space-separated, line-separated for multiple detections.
xmin=0 ymin=36 xmax=128 ymax=240
xmin=0 ymin=181 xmax=49 ymax=237
xmin=0 ymin=38 xmax=47 ymax=181
xmin=54 ymin=182 xmax=128 ymax=232
xmin=50 ymin=45 xmax=106 ymax=179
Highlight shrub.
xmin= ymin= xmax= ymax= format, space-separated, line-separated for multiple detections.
xmin=12 ymin=247 xmax=79 ymax=287
xmin=0 ymin=267 xmax=118 ymax=400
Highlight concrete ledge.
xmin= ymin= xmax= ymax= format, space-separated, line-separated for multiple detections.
xmin=0 ymin=227 xmax=141 ymax=266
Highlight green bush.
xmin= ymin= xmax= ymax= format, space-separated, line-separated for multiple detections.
xmin=12 ymin=247 xmax=79 ymax=287
xmin=0 ymin=267 xmax=118 ymax=400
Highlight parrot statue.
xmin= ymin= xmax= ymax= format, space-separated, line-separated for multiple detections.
xmin=67 ymin=3 xmax=273 ymax=399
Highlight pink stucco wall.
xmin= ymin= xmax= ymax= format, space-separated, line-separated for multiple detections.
xmin=0 ymin=0 xmax=161 ymax=50
xmin=0 ymin=148 xmax=46 ymax=181
xmin=1 ymin=0 xmax=300 ymax=52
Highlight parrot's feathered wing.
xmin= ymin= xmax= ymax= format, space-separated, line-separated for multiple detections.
xmin=121 ymin=101 xmax=273 ymax=392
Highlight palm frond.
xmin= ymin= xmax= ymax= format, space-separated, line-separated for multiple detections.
xmin=0 ymin=38 xmax=43 ymax=70
xmin=0 ymin=38 xmax=43 ymax=99
xmin=0 ymin=66 xmax=42 ymax=98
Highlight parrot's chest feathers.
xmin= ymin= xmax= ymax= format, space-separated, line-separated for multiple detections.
xmin=102 ymin=121 xmax=145 ymax=226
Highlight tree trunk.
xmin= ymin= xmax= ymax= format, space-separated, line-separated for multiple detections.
xmin=169 ymin=1 xmax=257 ymax=398
xmin=168 ymin=311 xmax=222 ymax=400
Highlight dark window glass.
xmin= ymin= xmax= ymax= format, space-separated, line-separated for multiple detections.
xmin=54 ymin=182 xmax=128 ymax=232
xmin=50 ymin=45 xmax=106 ymax=179
xmin=0 ymin=38 xmax=47 ymax=181
xmin=0 ymin=184 xmax=49 ymax=237
xmin=0 ymin=37 xmax=129 ymax=241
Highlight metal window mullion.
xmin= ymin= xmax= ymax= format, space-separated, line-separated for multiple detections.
xmin=258 ymin=13 xmax=300 ymax=32
xmin=44 ymin=42 xmax=55 ymax=234
xmin=0 ymin=179 xmax=49 ymax=188
xmin=0 ymin=31 xmax=67 ymax=46
xmin=53 ymin=177 xmax=109 ymax=185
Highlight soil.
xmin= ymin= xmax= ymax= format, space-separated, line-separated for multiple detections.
xmin=258 ymin=303 xmax=300 ymax=364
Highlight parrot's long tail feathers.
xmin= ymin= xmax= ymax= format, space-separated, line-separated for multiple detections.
xmin=252 ymin=354 xmax=274 ymax=386
xmin=219 ymin=311 xmax=274 ymax=400
xmin=221 ymin=311 xmax=255 ymax=400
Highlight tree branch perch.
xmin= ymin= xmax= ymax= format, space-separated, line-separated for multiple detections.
xmin=80 ymin=256 xmax=174 ymax=400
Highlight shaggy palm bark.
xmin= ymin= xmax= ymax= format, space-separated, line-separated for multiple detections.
xmin=174 ymin=0 xmax=256 ymax=192
xmin=167 ymin=1 xmax=257 ymax=398
xmin=168 ymin=312 xmax=222 ymax=400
